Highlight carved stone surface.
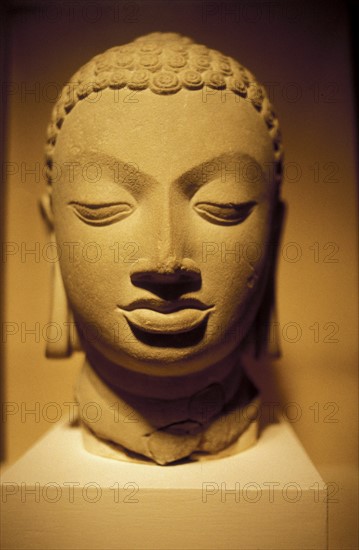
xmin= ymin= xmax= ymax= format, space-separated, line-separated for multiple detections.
xmin=42 ymin=32 xmax=284 ymax=465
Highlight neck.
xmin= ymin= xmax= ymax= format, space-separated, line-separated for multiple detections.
xmin=83 ymin=344 xmax=245 ymax=400
xmin=75 ymin=347 xmax=259 ymax=464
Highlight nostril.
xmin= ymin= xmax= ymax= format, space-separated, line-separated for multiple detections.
xmin=129 ymin=258 xmax=202 ymax=297
xmin=131 ymin=268 xmax=200 ymax=286
xmin=130 ymin=257 xmax=201 ymax=284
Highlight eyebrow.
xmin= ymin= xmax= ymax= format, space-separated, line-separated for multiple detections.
xmin=68 ymin=150 xmax=156 ymax=195
xmin=176 ymin=152 xmax=266 ymax=197
xmin=73 ymin=150 xmax=263 ymax=194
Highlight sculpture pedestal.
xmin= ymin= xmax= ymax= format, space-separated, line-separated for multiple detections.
xmin=1 ymin=419 xmax=327 ymax=550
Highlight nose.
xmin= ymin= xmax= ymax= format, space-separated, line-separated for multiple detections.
xmin=130 ymin=256 xmax=201 ymax=299
xmin=130 ymin=256 xmax=201 ymax=285
xmin=130 ymin=201 xmax=201 ymax=299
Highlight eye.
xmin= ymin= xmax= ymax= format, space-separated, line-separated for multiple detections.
xmin=193 ymin=201 xmax=257 ymax=226
xmin=69 ymin=202 xmax=134 ymax=226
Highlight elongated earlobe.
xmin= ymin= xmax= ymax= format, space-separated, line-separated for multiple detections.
xmin=45 ymin=248 xmax=82 ymax=357
xmin=45 ymin=236 xmax=83 ymax=357
xmin=267 ymin=304 xmax=281 ymax=358
xmin=39 ymin=191 xmax=54 ymax=230
xmin=45 ymin=232 xmax=72 ymax=357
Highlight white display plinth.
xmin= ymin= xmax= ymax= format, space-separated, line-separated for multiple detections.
xmin=1 ymin=419 xmax=327 ymax=550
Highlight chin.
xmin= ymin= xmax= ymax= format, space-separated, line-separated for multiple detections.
xmin=91 ymin=330 xmax=235 ymax=377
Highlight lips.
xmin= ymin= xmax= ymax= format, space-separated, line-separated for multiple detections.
xmin=118 ymin=299 xmax=213 ymax=335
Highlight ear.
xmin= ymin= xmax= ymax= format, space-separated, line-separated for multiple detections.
xmin=40 ymin=191 xmax=83 ymax=357
xmin=256 ymin=199 xmax=286 ymax=358
xmin=242 ymin=200 xmax=286 ymax=359
xmin=39 ymin=191 xmax=54 ymax=230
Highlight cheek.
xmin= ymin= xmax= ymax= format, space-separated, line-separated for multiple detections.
xmin=53 ymin=223 xmax=129 ymax=321
xmin=195 ymin=206 xmax=272 ymax=276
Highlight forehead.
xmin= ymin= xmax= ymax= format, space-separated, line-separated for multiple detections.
xmin=54 ymin=87 xmax=274 ymax=185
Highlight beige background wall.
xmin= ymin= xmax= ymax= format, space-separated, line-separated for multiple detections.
xmin=2 ymin=1 xmax=358 ymax=548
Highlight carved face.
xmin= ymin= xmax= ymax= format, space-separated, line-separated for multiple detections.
xmin=51 ymin=88 xmax=277 ymax=376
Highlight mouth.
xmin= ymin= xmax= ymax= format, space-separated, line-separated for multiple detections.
xmin=118 ymin=299 xmax=214 ymax=335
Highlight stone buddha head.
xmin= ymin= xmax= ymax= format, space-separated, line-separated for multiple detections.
xmin=41 ymin=32 xmax=284 ymax=464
